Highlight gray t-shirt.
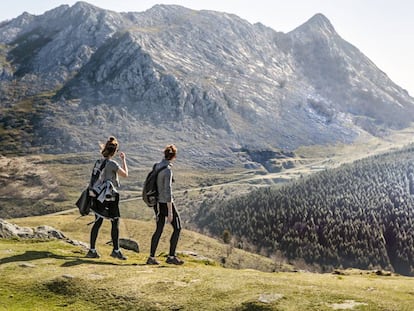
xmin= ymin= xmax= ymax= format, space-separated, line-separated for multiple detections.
xmin=103 ymin=159 xmax=121 ymax=187
xmin=156 ymin=159 xmax=173 ymax=203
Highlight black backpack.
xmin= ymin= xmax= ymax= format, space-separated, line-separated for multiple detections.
xmin=75 ymin=188 xmax=90 ymax=216
xmin=142 ymin=163 xmax=168 ymax=207
xmin=89 ymin=159 xmax=108 ymax=195
xmin=75 ymin=159 xmax=107 ymax=216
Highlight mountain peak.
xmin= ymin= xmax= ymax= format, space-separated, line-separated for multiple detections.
xmin=292 ymin=13 xmax=337 ymax=36
xmin=143 ymin=4 xmax=195 ymax=20
xmin=64 ymin=1 xmax=104 ymax=17
xmin=308 ymin=13 xmax=333 ymax=27
xmin=71 ymin=1 xmax=99 ymax=10
xmin=41 ymin=1 xmax=98 ymax=18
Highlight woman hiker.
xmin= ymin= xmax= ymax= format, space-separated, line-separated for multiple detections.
xmin=86 ymin=136 xmax=129 ymax=260
xmin=146 ymin=144 xmax=184 ymax=265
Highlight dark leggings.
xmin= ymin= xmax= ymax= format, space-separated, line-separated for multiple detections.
xmin=90 ymin=215 xmax=120 ymax=250
xmin=150 ymin=203 xmax=181 ymax=257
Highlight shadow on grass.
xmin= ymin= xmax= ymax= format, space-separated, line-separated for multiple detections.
xmin=0 ymin=250 xmax=137 ymax=267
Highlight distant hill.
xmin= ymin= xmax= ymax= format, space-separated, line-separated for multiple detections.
xmin=195 ymin=144 xmax=414 ymax=276
xmin=1 ymin=1 xmax=414 ymax=168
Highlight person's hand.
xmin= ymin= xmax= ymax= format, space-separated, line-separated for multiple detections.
xmin=119 ymin=152 xmax=126 ymax=160
xmin=167 ymin=213 xmax=173 ymax=223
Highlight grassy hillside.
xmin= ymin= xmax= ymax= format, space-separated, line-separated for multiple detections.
xmin=8 ymin=214 xmax=285 ymax=272
xmin=1 ymin=215 xmax=414 ymax=310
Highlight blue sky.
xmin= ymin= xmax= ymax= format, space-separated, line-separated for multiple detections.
xmin=1 ymin=0 xmax=414 ymax=96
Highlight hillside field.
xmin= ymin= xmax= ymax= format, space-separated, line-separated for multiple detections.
xmin=1 ymin=215 xmax=414 ymax=310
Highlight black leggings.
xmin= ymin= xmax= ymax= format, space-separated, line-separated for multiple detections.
xmin=90 ymin=215 xmax=120 ymax=250
xmin=150 ymin=203 xmax=181 ymax=257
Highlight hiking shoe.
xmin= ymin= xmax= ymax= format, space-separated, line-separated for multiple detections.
xmin=85 ymin=249 xmax=100 ymax=259
xmin=110 ymin=250 xmax=127 ymax=260
xmin=166 ymin=256 xmax=184 ymax=265
xmin=146 ymin=257 xmax=160 ymax=265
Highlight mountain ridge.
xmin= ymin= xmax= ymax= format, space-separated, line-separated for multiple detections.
xmin=1 ymin=1 xmax=414 ymax=167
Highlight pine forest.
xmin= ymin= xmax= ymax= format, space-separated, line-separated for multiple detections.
xmin=196 ymin=145 xmax=414 ymax=276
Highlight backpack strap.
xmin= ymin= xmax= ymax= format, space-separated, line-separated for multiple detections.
xmin=156 ymin=165 xmax=168 ymax=174
xmin=99 ymin=159 xmax=108 ymax=171
xmin=152 ymin=162 xmax=168 ymax=175
xmin=89 ymin=159 xmax=108 ymax=189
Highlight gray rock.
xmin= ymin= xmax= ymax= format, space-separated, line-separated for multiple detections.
xmin=0 ymin=219 xmax=34 ymax=238
xmin=0 ymin=219 xmax=65 ymax=240
xmin=258 ymin=293 xmax=284 ymax=303
xmin=66 ymin=239 xmax=89 ymax=250
xmin=107 ymin=238 xmax=140 ymax=253
xmin=33 ymin=225 xmax=66 ymax=239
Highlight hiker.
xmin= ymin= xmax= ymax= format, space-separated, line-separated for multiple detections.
xmin=147 ymin=144 xmax=183 ymax=265
xmin=86 ymin=136 xmax=129 ymax=260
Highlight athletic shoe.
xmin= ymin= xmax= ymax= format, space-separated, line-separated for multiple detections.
xmin=146 ymin=257 xmax=160 ymax=265
xmin=85 ymin=249 xmax=100 ymax=258
xmin=166 ymin=256 xmax=184 ymax=265
xmin=110 ymin=250 xmax=127 ymax=260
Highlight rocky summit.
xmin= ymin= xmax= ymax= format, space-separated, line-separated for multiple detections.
xmin=1 ymin=1 xmax=413 ymax=167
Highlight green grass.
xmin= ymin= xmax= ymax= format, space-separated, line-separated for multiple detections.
xmin=1 ymin=216 xmax=414 ymax=310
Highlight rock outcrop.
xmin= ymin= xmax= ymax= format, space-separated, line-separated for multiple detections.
xmin=0 ymin=218 xmax=66 ymax=239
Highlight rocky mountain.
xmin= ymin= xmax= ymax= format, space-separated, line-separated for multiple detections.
xmin=1 ymin=1 xmax=413 ymax=167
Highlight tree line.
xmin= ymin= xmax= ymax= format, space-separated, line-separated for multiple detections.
xmin=195 ymin=144 xmax=414 ymax=275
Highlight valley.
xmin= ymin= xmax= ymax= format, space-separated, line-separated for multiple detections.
xmin=2 ymin=124 xmax=414 ymax=222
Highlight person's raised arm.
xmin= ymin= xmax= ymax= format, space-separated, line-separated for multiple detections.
xmin=118 ymin=152 xmax=128 ymax=177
